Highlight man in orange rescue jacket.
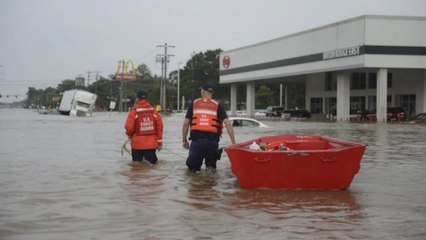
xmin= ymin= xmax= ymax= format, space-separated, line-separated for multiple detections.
xmin=125 ymin=90 xmax=163 ymax=164
xmin=182 ymin=82 xmax=236 ymax=171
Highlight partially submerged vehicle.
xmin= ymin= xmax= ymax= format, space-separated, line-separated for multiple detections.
xmin=225 ymin=135 xmax=367 ymax=190
xmin=229 ymin=117 xmax=268 ymax=128
xmin=58 ymin=90 xmax=97 ymax=116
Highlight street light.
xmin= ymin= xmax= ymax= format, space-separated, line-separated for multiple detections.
xmin=177 ymin=61 xmax=183 ymax=111
xmin=191 ymin=51 xmax=196 ymax=102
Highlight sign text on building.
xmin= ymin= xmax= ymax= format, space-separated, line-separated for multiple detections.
xmin=323 ymin=46 xmax=360 ymax=60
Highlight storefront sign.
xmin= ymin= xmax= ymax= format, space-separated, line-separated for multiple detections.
xmin=222 ymin=56 xmax=230 ymax=69
xmin=323 ymin=46 xmax=360 ymax=60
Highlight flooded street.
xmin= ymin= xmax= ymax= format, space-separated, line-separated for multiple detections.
xmin=1 ymin=109 xmax=426 ymax=239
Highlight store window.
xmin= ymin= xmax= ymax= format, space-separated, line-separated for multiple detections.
xmin=367 ymin=95 xmax=392 ymax=110
xmin=351 ymin=72 xmax=366 ymax=89
xmin=325 ymin=72 xmax=336 ymax=91
xmin=367 ymin=73 xmax=392 ymax=89
xmin=368 ymin=73 xmax=377 ymax=89
xmin=396 ymin=94 xmax=416 ymax=116
xmin=350 ymin=96 xmax=366 ymax=114
xmin=325 ymin=97 xmax=336 ymax=116
xmin=310 ymin=98 xmax=323 ymax=114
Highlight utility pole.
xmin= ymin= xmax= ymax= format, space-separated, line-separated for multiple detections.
xmin=95 ymin=71 xmax=101 ymax=94
xmin=86 ymin=71 xmax=91 ymax=87
xmin=191 ymin=51 xmax=196 ymax=102
xmin=155 ymin=56 xmax=165 ymax=106
xmin=119 ymin=60 xmax=124 ymax=113
xmin=177 ymin=61 xmax=183 ymax=111
xmin=157 ymin=42 xmax=175 ymax=111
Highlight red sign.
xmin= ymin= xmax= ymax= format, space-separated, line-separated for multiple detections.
xmin=75 ymin=77 xmax=85 ymax=86
xmin=115 ymin=73 xmax=136 ymax=81
xmin=222 ymin=56 xmax=230 ymax=69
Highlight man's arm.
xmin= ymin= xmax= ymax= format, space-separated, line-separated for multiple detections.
xmin=124 ymin=110 xmax=136 ymax=138
xmin=223 ymin=118 xmax=236 ymax=145
xmin=182 ymin=118 xmax=191 ymax=149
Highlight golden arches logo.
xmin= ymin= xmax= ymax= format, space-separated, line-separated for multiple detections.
xmin=115 ymin=60 xmax=137 ymax=81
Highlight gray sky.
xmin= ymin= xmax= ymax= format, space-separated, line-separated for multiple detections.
xmin=1 ymin=0 xmax=425 ymax=103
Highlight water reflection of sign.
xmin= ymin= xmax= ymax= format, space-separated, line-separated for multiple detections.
xmin=75 ymin=77 xmax=85 ymax=86
xmin=115 ymin=60 xmax=137 ymax=81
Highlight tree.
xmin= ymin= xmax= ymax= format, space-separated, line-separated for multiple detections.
xmin=178 ymin=49 xmax=224 ymax=106
xmin=136 ymin=64 xmax=153 ymax=80
xmin=57 ymin=80 xmax=78 ymax=93
xmin=256 ymin=85 xmax=275 ymax=108
xmin=25 ymin=87 xmax=38 ymax=108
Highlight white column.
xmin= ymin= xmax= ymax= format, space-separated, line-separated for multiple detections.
xmin=246 ymin=82 xmax=256 ymax=118
xmin=377 ymin=68 xmax=388 ymax=122
xmin=230 ymin=83 xmax=237 ymax=117
xmin=423 ymin=69 xmax=426 ymax=113
xmin=285 ymin=84 xmax=288 ymax=110
xmin=336 ymin=72 xmax=350 ymax=121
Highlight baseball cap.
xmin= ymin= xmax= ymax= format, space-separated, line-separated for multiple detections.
xmin=137 ymin=90 xmax=147 ymax=99
xmin=200 ymin=82 xmax=214 ymax=93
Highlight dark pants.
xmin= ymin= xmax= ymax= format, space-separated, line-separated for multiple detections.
xmin=132 ymin=149 xmax=158 ymax=164
xmin=186 ymin=138 xmax=219 ymax=171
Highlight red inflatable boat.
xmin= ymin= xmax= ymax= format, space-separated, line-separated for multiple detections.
xmin=225 ymin=135 xmax=367 ymax=190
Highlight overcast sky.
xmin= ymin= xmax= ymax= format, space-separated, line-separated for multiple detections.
xmin=1 ymin=0 xmax=425 ymax=102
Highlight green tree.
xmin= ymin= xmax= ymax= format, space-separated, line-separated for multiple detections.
xmin=256 ymin=85 xmax=275 ymax=108
xmin=25 ymin=87 xmax=38 ymax=108
xmin=178 ymin=49 xmax=224 ymax=107
xmin=57 ymin=80 xmax=79 ymax=93
xmin=136 ymin=64 xmax=153 ymax=79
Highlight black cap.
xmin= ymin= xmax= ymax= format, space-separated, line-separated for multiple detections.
xmin=137 ymin=90 xmax=147 ymax=99
xmin=200 ymin=82 xmax=214 ymax=93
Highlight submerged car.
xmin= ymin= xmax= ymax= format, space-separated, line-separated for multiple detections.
xmin=410 ymin=113 xmax=426 ymax=124
xmin=367 ymin=107 xmax=406 ymax=122
xmin=229 ymin=117 xmax=268 ymax=128
xmin=283 ymin=109 xmax=311 ymax=118
xmin=265 ymin=106 xmax=284 ymax=117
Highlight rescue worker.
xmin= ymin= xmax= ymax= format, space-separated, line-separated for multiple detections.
xmin=182 ymin=82 xmax=236 ymax=172
xmin=125 ymin=90 xmax=163 ymax=164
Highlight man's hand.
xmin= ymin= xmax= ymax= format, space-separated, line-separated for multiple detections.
xmin=157 ymin=140 xmax=163 ymax=151
xmin=182 ymin=140 xmax=189 ymax=149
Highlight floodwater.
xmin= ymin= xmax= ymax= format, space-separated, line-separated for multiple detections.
xmin=1 ymin=109 xmax=426 ymax=240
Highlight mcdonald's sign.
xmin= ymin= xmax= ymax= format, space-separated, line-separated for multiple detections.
xmin=115 ymin=60 xmax=137 ymax=81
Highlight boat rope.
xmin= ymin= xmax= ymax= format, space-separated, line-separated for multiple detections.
xmin=159 ymin=147 xmax=188 ymax=160
xmin=121 ymin=139 xmax=226 ymax=161
xmin=120 ymin=139 xmax=187 ymax=159
xmin=121 ymin=139 xmax=131 ymax=156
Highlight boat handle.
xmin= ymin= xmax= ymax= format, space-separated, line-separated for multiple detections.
xmin=285 ymin=152 xmax=310 ymax=156
xmin=254 ymin=157 xmax=271 ymax=163
xmin=320 ymin=157 xmax=337 ymax=162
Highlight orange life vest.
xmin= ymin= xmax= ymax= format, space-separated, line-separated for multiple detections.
xmin=134 ymin=107 xmax=156 ymax=135
xmin=191 ymin=98 xmax=222 ymax=133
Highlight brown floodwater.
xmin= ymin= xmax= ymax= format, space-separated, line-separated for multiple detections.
xmin=1 ymin=109 xmax=425 ymax=239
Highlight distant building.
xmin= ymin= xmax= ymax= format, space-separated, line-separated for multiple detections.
xmin=220 ymin=15 xmax=426 ymax=121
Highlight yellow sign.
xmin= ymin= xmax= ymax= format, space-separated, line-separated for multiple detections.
xmin=115 ymin=60 xmax=136 ymax=81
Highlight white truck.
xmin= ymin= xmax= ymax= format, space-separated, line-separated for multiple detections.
xmin=58 ymin=90 xmax=97 ymax=116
